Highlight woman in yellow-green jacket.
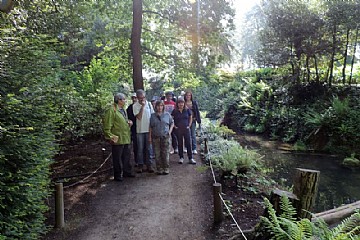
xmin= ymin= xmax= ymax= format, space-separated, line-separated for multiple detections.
xmin=103 ymin=93 xmax=135 ymax=181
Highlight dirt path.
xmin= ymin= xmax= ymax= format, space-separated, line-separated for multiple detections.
xmin=45 ymin=151 xmax=217 ymax=240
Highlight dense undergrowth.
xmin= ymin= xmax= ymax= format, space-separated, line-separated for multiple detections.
xmin=196 ymin=69 xmax=360 ymax=164
xmin=201 ymin=120 xmax=360 ymax=240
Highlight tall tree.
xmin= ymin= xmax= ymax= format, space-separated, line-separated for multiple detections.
xmin=131 ymin=0 xmax=144 ymax=91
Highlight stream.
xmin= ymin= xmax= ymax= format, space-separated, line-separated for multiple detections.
xmin=238 ymin=134 xmax=360 ymax=213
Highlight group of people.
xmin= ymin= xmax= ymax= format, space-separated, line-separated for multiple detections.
xmin=103 ymin=89 xmax=201 ymax=181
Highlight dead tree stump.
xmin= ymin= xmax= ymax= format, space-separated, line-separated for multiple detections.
xmin=293 ymin=168 xmax=320 ymax=219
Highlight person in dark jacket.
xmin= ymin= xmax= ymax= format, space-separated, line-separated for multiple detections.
xmin=184 ymin=90 xmax=201 ymax=155
xmin=126 ymin=93 xmax=138 ymax=166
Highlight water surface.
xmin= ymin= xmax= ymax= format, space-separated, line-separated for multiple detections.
xmin=239 ymin=134 xmax=360 ymax=213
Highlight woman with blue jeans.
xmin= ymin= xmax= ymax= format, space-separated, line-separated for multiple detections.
xmin=184 ymin=91 xmax=201 ymax=155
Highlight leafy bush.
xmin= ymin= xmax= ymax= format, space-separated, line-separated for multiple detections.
xmin=256 ymin=196 xmax=360 ymax=240
xmin=202 ymin=120 xmax=262 ymax=175
xmin=342 ymin=153 xmax=360 ymax=168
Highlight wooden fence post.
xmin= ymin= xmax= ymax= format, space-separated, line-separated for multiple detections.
xmin=293 ymin=168 xmax=320 ymax=219
xmin=204 ymin=137 xmax=208 ymax=154
xmin=55 ymin=182 xmax=65 ymax=228
xmin=213 ymin=183 xmax=224 ymax=223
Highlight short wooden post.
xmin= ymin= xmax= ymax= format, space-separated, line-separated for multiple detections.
xmin=213 ymin=183 xmax=224 ymax=223
xmin=293 ymin=168 xmax=320 ymax=219
xmin=55 ymin=182 xmax=65 ymax=228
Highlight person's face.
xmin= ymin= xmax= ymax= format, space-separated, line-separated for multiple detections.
xmin=185 ymin=93 xmax=191 ymax=100
xmin=131 ymin=96 xmax=137 ymax=103
xmin=156 ymin=104 xmax=164 ymax=112
xmin=137 ymin=95 xmax=145 ymax=104
xmin=166 ymin=94 xmax=172 ymax=101
xmin=118 ymin=97 xmax=126 ymax=107
xmin=178 ymin=101 xmax=184 ymax=109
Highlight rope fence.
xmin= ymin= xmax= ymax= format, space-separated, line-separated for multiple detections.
xmin=54 ymin=151 xmax=112 ymax=228
xmin=205 ymin=138 xmax=248 ymax=240
xmin=63 ymin=152 xmax=112 ymax=189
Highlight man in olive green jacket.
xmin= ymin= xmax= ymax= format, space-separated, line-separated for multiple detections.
xmin=103 ymin=93 xmax=135 ymax=181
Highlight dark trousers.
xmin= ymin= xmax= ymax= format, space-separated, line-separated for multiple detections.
xmin=112 ymin=144 xmax=132 ymax=178
xmin=171 ymin=130 xmax=178 ymax=150
xmin=176 ymin=128 xmax=192 ymax=159
xmin=131 ymin=132 xmax=138 ymax=165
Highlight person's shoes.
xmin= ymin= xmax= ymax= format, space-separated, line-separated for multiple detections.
xmin=188 ymin=158 xmax=196 ymax=164
xmin=192 ymin=149 xmax=198 ymax=154
xmin=136 ymin=165 xmax=143 ymax=173
xmin=178 ymin=158 xmax=184 ymax=164
xmin=163 ymin=168 xmax=169 ymax=175
xmin=184 ymin=149 xmax=187 ymax=153
xmin=156 ymin=168 xmax=164 ymax=175
xmin=147 ymin=166 xmax=155 ymax=173
xmin=170 ymin=149 xmax=174 ymax=154
xmin=123 ymin=173 xmax=136 ymax=178
xmin=174 ymin=148 xmax=178 ymax=154
xmin=114 ymin=177 xmax=123 ymax=182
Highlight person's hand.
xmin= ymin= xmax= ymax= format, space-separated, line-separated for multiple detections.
xmin=110 ymin=135 xmax=118 ymax=144
xmin=128 ymin=120 xmax=133 ymax=127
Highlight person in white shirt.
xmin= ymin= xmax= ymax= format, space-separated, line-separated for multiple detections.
xmin=133 ymin=89 xmax=155 ymax=173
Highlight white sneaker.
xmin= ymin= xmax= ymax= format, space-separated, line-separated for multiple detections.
xmin=189 ymin=158 xmax=196 ymax=164
xmin=178 ymin=158 xmax=184 ymax=164
xmin=192 ymin=149 xmax=198 ymax=154
xmin=174 ymin=148 xmax=178 ymax=154
xmin=184 ymin=149 xmax=187 ymax=153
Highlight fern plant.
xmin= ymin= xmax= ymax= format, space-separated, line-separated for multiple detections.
xmin=257 ymin=196 xmax=360 ymax=240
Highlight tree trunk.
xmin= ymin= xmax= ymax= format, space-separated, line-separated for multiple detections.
xmin=328 ymin=24 xmax=337 ymax=88
xmin=349 ymin=25 xmax=359 ymax=85
xmin=191 ymin=0 xmax=200 ymax=74
xmin=131 ymin=0 xmax=144 ymax=91
xmin=314 ymin=55 xmax=319 ymax=82
xmin=293 ymin=168 xmax=320 ymax=219
xmin=342 ymin=28 xmax=350 ymax=85
xmin=305 ymin=55 xmax=310 ymax=82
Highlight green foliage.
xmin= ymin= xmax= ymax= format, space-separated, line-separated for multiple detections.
xmin=292 ymin=141 xmax=307 ymax=151
xmin=258 ymin=197 xmax=360 ymax=240
xmin=202 ymin=120 xmax=262 ymax=175
xmin=342 ymin=153 xmax=360 ymax=168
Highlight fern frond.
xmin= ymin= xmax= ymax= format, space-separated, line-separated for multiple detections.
xmin=279 ymin=195 xmax=297 ymax=221
xmin=264 ymin=198 xmax=281 ymax=229
xmin=331 ymin=211 xmax=360 ymax=236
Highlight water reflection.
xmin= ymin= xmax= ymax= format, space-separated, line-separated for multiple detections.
xmin=239 ymin=134 xmax=360 ymax=213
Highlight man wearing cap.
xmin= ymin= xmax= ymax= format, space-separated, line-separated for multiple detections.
xmin=126 ymin=93 xmax=138 ymax=166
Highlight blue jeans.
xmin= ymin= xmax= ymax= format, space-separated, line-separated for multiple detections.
xmin=136 ymin=132 xmax=153 ymax=166
xmin=190 ymin=122 xmax=197 ymax=151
